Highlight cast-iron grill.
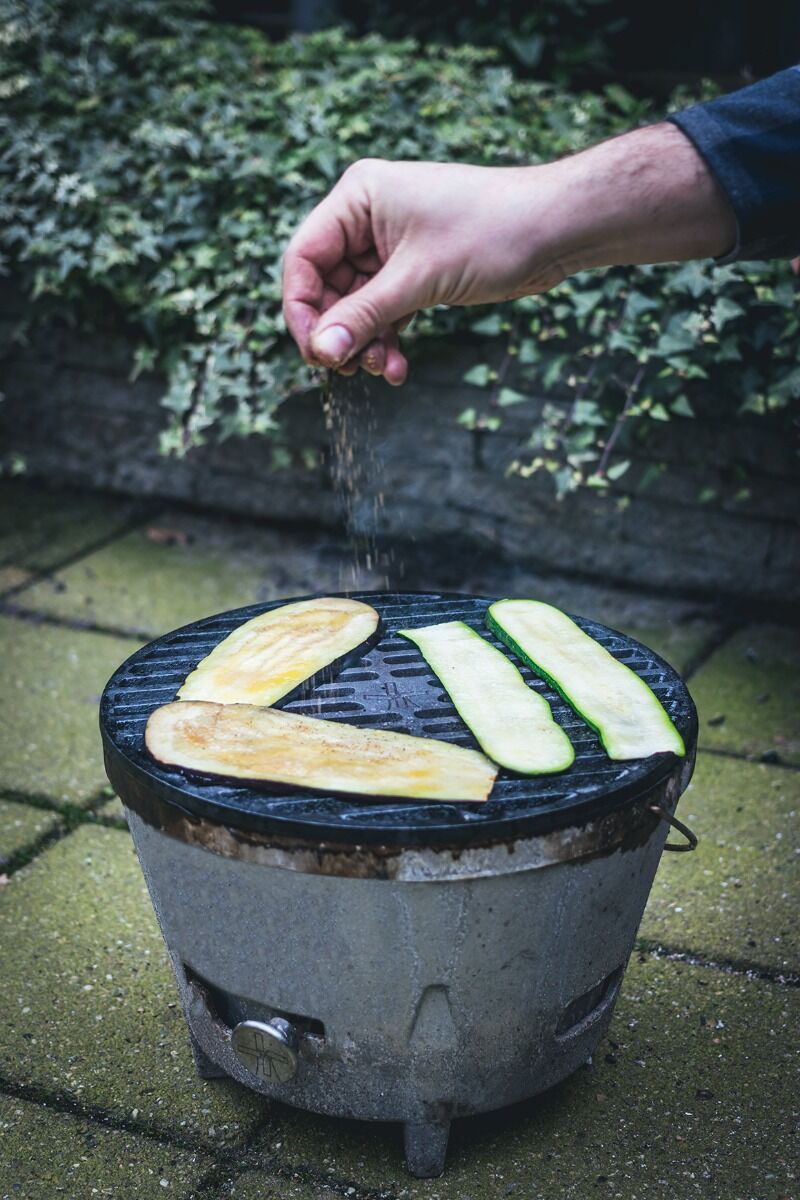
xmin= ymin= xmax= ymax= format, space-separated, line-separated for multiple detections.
xmin=101 ymin=591 xmax=698 ymax=1179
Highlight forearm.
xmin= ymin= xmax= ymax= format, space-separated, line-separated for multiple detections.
xmin=535 ymin=122 xmax=737 ymax=279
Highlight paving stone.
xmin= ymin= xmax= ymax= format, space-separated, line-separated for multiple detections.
xmin=250 ymin=956 xmax=798 ymax=1200
xmin=640 ymin=753 xmax=799 ymax=974
xmin=226 ymin=1169 xmax=340 ymax=1199
xmin=0 ymin=824 xmax=267 ymax=1148
xmin=689 ymin=624 xmax=800 ymax=764
xmin=0 ymin=478 xmax=144 ymax=591
xmin=96 ymin=794 xmax=128 ymax=825
xmin=0 ymin=617 xmax=141 ymax=807
xmin=14 ymin=509 xmax=387 ymax=638
xmin=0 ymin=1093 xmax=212 ymax=1199
xmin=0 ymin=799 xmax=62 ymax=869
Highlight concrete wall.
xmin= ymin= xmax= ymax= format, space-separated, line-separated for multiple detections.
xmin=1 ymin=307 xmax=797 ymax=605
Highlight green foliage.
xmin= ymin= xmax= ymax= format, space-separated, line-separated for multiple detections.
xmin=1 ymin=0 xmax=797 ymax=492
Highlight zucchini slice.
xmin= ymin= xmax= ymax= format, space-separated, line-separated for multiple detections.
xmin=146 ymin=701 xmax=497 ymax=802
xmin=178 ymin=597 xmax=379 ymax=707
xmin=398 ymin=621 xmax=574 ymax=774
xmin=486 ymin=600 xmax=685 ymax=761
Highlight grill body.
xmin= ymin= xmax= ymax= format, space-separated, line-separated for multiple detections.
xmin=102 ymin=593 xmax=697 ymax=1178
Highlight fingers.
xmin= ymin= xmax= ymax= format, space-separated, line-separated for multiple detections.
xmin=310 ymin=262 xmax=417 ymax=367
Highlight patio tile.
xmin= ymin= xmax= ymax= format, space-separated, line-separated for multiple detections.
xmin=12 ymin=509 xmax=387 ymax=639
xmin=689 ymin=624 xmax=800 ymax=764
xmin=0 ymin=798 xmax=62 ymax=870
xmin=0 ymin=824 xmax=268 ymax=1148
xmin=640 ymin=753 xmax=799 ymax=973
xmin=226 ymin=1169 xmax=342 ymax=1199
xmin=0 ymin=616 xmax=141 ymax=807
xmin=249 ymin=956 xmax=798 ymax=1200
xmin=0 ymin=1094 xmax=212 ymax=1199
xmin=0 ymin=479 xmax=144 ymax=591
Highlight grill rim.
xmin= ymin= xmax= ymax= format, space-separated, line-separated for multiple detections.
xmin=100 ymin=590 xmax=698 ymax=848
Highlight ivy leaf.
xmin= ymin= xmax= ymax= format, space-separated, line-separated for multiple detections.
xmin=670 ymin=395 xmax=695 ymax=418
xmin=470 ymin=313 xmax=504 ymax=336
xmin=463 ymin=364 xmax=491 ymax=387
xmin=606 ymin=458 xmax=630 ymax=481
xmin=497 ymin=386 xmax=527 ymax=407
xmin=649 ymin=403 xmax=670 ymax=421
xmin=710 ymin=296 xmax=745 ymax=332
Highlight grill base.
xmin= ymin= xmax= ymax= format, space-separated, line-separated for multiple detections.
xmin=123 ymin=749 xmax=691 ymax=1178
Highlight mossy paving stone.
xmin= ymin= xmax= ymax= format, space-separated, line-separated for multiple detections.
xmin=689 ymin=625 xmax=800 ymax=765
xmin=0 ymin=479 xmax=145 ymax=590
xmin=0 ymin=616 xmax=141 ymax=808
xmin=226 ymin=1170 xmax=347 ymax=1199
xmin=12 ymin=508 xmax=387 ymax=639
xmin=0 ymin=825 xmax=267 ymax=1149
xmin=246 ymin=957 xmax=798 ymax=1200
xmin=640 ymin=754 xmax=799 ymax=974
xmin=0 ymin=1093 xmax=212 ymax=1199
xmin=0 ymin=798 xmax=62 ymax=870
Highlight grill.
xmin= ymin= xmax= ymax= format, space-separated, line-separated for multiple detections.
xmin=101 ymin=591 xmax=698 ymax=1178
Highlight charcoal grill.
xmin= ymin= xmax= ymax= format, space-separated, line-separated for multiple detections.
xmin=101 ymin=591 xmax=698 ymax=1178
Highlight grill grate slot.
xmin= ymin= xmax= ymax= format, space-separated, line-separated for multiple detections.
xmin=100 ymin=591 xmax=697 ymax=847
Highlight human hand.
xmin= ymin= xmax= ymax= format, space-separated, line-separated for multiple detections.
xmin=281 ymin=127 xmax=736 ymax=384
xmin=281 ymin=159 xmax=568 ymax=385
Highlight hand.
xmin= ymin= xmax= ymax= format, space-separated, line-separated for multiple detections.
xmin=282 ymin=126 xmax=736 ymax=384
xmin=282 ymin=159 xmax=569 ymax=385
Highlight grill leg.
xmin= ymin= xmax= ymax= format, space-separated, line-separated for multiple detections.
xmin=403 ymin=1120 xmax=450 ymax=1178
xmin=189 ymin=1028 xmax=228 ymax=1080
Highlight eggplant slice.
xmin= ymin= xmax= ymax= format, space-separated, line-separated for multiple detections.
xmin=178 ymin=597 xmax=379 ymax=707
xmin=146 ymin=701 xmax=498 ymax=802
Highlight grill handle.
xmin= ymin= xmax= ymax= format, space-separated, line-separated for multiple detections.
xmin=649 ymin=804 xmax=698 ymax=852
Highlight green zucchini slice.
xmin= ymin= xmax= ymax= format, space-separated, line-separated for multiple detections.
xmin=146 ymin=701 xmax=498 ymax=802
xmin=398 ymin=621 xmax=574 ymax=774
xmin=486 ymin=600 xmax=685 ymax=761
xmin=178 ymin=597 xmax=379 ymax=707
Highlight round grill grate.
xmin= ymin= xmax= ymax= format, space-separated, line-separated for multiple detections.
xmin=101 ymin=592 xmax=697 ymax=846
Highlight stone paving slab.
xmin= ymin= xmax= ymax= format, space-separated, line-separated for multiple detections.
xmin=0 ymin=798 xmax=62 ymax=870
xmin=0 ymin=1093 xmax=212 ymax=1199
xmin=249 ymin=955 xmax=798 ymax=1200
xmin=0 ymin=479 xmax=145 ymax=593
xmin=0 ymin=616 xmax=141 ymax=806
xmin=11 ymin=509 xmax=387 ymax=639
xmin=640 ymin=753 xmax=799 ymax=974
xmin=0 ymin=824 xmax=267 ymax=1148
xmin=226 ymin=1169 xmax=343 ymax=1199
xmin=689 ymin=624 xmax=800 ymax=765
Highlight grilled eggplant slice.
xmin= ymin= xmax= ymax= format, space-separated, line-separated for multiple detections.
xmin=146 ymin=701 xmax=498 ymax=802
xmin=178 ymin=597 xmax=379 ymax=707
xmin=486 ymin=600 xmax=685 ymax=761
xmin=398 ymin=621 xmax=574 ymax=773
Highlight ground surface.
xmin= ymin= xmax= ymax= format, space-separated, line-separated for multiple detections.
xmin=0 ymin=479 xmax=797 ymax=1200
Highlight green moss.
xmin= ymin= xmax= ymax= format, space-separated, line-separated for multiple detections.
xmin=690 ymin=624 xmax=800 ymax=764
xmin=0 ymin=797 xmax=62 ymax=869
xmin=0 ymin=1095 xmax=212 ymax=1199
xmin=0 ymin=616 xmax=141 ymax=806
xmin=13 ymin=508 xmax=382 ymax=639
xmin=641 ymin=753 xmax=799 ymax=972
xmin=243 ymin=955 xmax=798 ymax=1199
xmin=0 ymin=479 xmax=142 ymax=583
xmin=0 ymin=824 xmax=267 ymax=1147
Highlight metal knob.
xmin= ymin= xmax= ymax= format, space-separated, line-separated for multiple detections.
xmin=231 ymin=1018 xmax=299 ymax=1083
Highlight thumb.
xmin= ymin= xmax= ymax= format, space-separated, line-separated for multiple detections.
xmin=311 ymin=267 xmax=414 ymax=366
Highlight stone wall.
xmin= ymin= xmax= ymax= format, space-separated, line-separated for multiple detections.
xmin=1 ymin=302 xmax=797 ymax=605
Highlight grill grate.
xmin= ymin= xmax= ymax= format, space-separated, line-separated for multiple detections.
xmin=101 ymin=592 xmax=697 ymax=846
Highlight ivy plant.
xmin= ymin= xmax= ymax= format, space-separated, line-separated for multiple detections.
xmin=1 ymin=0 xmax=797 ymax=493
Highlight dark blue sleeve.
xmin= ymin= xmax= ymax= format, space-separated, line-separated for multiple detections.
xmin=668 ymin=66 xmax=800 ymax=262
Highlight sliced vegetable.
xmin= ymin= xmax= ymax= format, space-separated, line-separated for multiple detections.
xmin=398 ymin=621 xmax=574 ymax=774
xmin=178 ymin=597 xmax=379 ymax=707
xmin=146 ymin=701 xmax=498 ymax=802
xmin=486 ymin=600 xmax=685 ymax=761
